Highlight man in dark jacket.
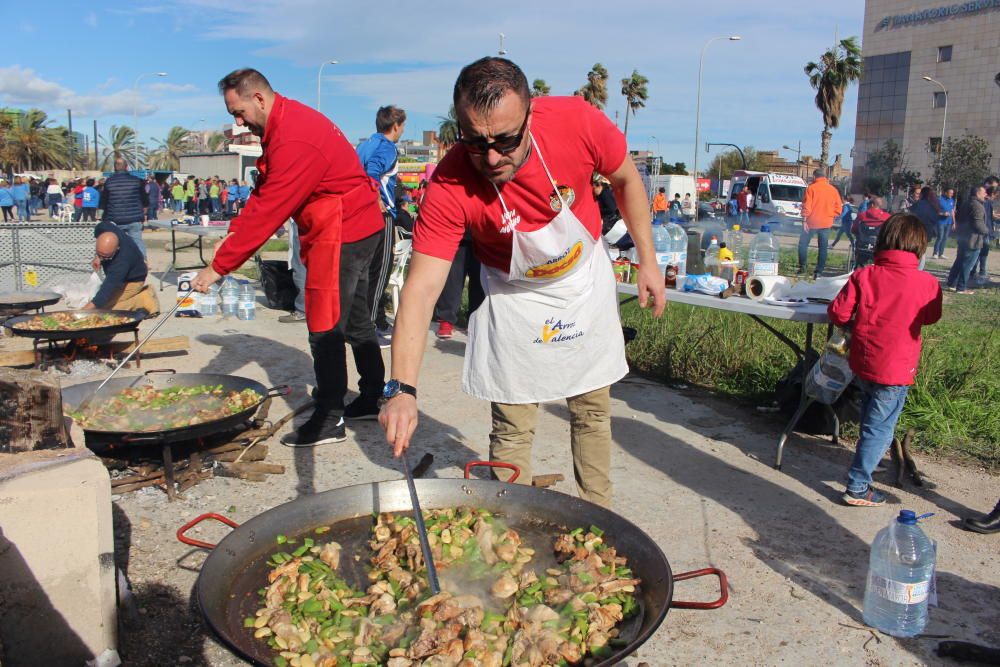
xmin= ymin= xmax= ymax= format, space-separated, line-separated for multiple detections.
xmin=99 ymin=158 xmax=149 ymax=257
xmin=973 ymin=176 xmax=998 ymax=284
xmin=85 ymin=221 xmax=159 ymax=315
xmin=946 ymin=185 xmax=989 ymax=293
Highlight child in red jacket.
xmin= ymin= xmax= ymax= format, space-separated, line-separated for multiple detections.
xmin=828 ymin=213 xmax=942 ymax=506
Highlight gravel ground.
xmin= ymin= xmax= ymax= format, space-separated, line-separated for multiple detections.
xmin=63 ymin=231 xmax=999 ymax=666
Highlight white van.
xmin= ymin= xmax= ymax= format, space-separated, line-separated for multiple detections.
xmin=730 ymin=171 xmax=807 ymax=221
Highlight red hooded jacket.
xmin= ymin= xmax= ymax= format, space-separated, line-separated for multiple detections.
xmin=827 ymin=250 xmax=942 ymax=386
xmin=851 ymin=207 xmax=890 ymax=235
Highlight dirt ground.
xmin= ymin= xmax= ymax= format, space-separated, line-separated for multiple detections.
xmin=45 ymin=231 xmax=1000 ymax=666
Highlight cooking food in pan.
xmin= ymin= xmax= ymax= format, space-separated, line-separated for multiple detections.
xmin=18 ymin=311 xmax=134 ymax=331
xmin=68 ymin=384 xmax=263 ymax=431
xmin=249 ymin=507 xmax=639 ymax=666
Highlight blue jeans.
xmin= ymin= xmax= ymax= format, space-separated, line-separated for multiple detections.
xmin=115 ymin=221 xmax=147 ymax=258
xmin=653 ymin=211 xmax=666 ymax=223
xmin=210 ymin=197 xmax=221 ymax=213
xmin=933 ymin=222 xmax=950 ymax=257
xmin=147 ymin=205 xmax=158 ymax=221
xmin=288 ymin=220 xmax=306 ymax=314
xmin=737 ymin=211 xmax=750 ymax=226
xmin=14 ymin=200 xmax=30 ymax=221
xmin=947 ymin=244 xmax=980 ymax=290
xmin=977 ymin=243 xmax=990 ymax=276
xmin=847 ymin=380 xmax=910 ymax=493
xmin=798 ymin=228 xmax=830 ymax=273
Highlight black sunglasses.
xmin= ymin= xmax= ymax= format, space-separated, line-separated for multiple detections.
xmin=458 ymin=110 xmax=529 ymax=156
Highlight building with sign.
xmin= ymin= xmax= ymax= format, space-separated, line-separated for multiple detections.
xmin=851 ymin=0 xmax=1000 ymax=192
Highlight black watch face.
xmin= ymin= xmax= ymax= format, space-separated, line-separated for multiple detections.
xmin=383 ymin=379 xmax=400 ymax=399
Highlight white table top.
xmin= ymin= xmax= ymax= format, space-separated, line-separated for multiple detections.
xmin=617 ymin=282 xmax=831 ymax=323
xmin=148 ymin=220 xmax=230 ymax=237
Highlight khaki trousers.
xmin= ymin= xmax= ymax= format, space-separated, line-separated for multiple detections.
xmin=489 ymin=385 xmax=612 ymax=508
xmin=109 ymin=281 xmax=160 ymax=316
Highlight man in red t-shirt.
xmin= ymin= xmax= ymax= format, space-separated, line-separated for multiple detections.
xmin=191 ymin=68 xmax=383 ymax=448
xmin=379 ymin=58 xmax=665 ymax=507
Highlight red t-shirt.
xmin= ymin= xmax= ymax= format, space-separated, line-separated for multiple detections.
xmin=212 ymin=94 xmax=382 ymax=275
xmin=413 ymin=96 xmax=627 ymax=271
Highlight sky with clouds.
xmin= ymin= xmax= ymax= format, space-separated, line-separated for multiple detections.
xmin=2 ymin=0 xmax=865 ymax=169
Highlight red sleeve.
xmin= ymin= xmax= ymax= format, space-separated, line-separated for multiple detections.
xmin=577 ymin=99 xmax=627 ymax=177
xmin=922 ymin=281 xmax=943 ymax=325
xmin=411 ymin=176 xmax=466 ymax=262
xmin=828 ymin=274 xmax=860 ymax=327
xmin=212 ymin=142 xmax=328 ymax=275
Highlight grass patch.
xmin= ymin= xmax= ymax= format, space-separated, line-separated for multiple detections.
xmin=621 ymin=287 xmax=1000 ymax=469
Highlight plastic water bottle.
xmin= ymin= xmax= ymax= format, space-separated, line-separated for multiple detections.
xmin=665 ymin=221 xmax=688 ymax=282
xmin=220 ymin=276 xmax=239 ymax=317
xmin=237 ymin=280 xmax=256 ymax=320
xmin=863 ymin=510 xmax=936 ymax=638
xmin=652 ymin=219 xmax=670 ymax=265
xmin=705 ymin=236 xmax=721 ymax=277
xmin=729 ymin=224 xmax=745 ymax=268
xmin=805 ymin=331 xmax=854 ymax=404
xmin=748 ymin=224 xmax=780 ymax=276
xmin=198 ymin=284 xmax=220 ymax=317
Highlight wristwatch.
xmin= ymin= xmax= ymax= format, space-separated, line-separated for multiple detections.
xmin=382 ymin=379 xmax=417 ymax=403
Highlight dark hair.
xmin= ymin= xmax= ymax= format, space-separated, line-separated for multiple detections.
xmin=876 ymin=212 xmax=928 ymax=258
xmin=658 ymin=187 xmax=665 ymax=193
xmin=375 ymin=105 xmax=407 ymax=133
xmin=985 ymin=175 xmax=999 ymax=186
xmin=217 ymin=68 xmax=273 ymax=97
xmin=969 ymin=184 xmax=984 ymax=199
xmin=453 ymin=57 xmax=530 ymax=114
xmin=813 ymin=168 xmax=825 ymax=178
xmin=86 ymin=178 xmax=95 ymax=187
xmin=919 ymin=186 xmax=941 ymax=214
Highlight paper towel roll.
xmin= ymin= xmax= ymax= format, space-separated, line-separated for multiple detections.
xmin=747 ymin=275 xmax=791 ymax=301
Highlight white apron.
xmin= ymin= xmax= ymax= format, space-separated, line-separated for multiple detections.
xmin=463 ymin=133 xmax=628 ymax=404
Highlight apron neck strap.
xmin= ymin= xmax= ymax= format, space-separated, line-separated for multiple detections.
xmin=490 ymin=132 xmax=565 ymax=212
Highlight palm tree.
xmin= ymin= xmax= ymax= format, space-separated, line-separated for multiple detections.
xmin=620 ymin=70 xmax=649 ymax=139
xmin=148 ymin=126 xmax=193 ymax=170
xmin=206 ymin=131 xmax=227 ymax=152
xmin=438 ymin=105 xmax=459 ymax=150
xmin=575 ymin=63 xmax=609 ymax=109
xmin=100 ymin=125 xmax=138 ymax=170
xmin=531 ymin=79 xmax=550 ymax=98
xmin=0 ymin=109 xmax=72 ymax=171
xmin=805 ymin=36 xmax=863 ymax=170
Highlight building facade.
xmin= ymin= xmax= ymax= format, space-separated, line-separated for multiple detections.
xmin=851 ymin=0 xmax=1000 ymax=192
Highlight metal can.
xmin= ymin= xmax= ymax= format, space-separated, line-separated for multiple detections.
xmin=734 ymin=270 xmax=749 ymax=295
xmin=664 ymin=264 xmax=677 ymax=288
xmin=629 ymin=263 xmax=640 ymax=285
xmin=613 ymin=259 xmax=631 ymax=283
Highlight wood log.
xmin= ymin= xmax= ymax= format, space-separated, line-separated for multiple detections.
xmin=0 ymin=368 xmax=69 ymax=452
xmin=210 ymin=445 xmax=268 ymax=463
xmin=201 ymin=442 xmax=244 ymax=457
xmin=531 ymin=474 xmax=565 ymax=488
xmin=0 ymin=336 xmax=189 ymax=368
xmin=178 ymin=470 xmax=214 ymax=493
xmin=113 ymin=478 xmax=165 ymax=494
xmin=111 ymin=471 xmax=165 ymax=488
xmin=215 ymin=464 xmax=267 ymax=482
xmin=228 ymin=461 xmax=284 ymax=475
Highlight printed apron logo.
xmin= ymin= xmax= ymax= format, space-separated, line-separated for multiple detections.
xmin=499 ymin=208 xmax=520 ymax=234
xmin=525 ymin=240 xmax=584 ymax=279
xmin=535 ymin=316 xmax=585 ymax=344
xmin=549 ymin=184 xmax=576 ymax=212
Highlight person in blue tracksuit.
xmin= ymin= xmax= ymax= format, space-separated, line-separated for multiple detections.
xmin=355 ymin=105 xmax=406 ymax=338
xmin=12 ymin=177 xmax=31 ymax=221
xmin=0 ymin=180 xmax=14 ymax=222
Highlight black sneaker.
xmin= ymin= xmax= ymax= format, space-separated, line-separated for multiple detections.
xmin=842 ymin=486 xmax=887 ymax=507
xmin=343 ymin=396 xmax=381 ymax=421
xmin=280 ymin=411 xmax=346 ymax=447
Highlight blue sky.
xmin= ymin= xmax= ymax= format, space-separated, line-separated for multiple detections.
xmin=1 ymin=0 xmax=865 ymax=170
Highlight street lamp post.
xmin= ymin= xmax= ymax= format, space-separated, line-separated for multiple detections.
xmin=782 ymin=141 xmax=802 ymax=163
xmin=498 ymin=33 xmax=507 ymax=56
xmin=133 ymin=71 xmax=167 ymax=169
xmin=317 ymin=60 xmax=338 ymax=112
xmin=693 ymin=35 xmax=740 ymax=222
xmin=922 ymin=75 xmax=948 ymax=154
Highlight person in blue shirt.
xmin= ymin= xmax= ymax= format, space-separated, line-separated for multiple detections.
xmin=355 ymin=105 xmax=406 ymax=338
xmin=80 ymin=178 xmax=100 ymax=221
xmin=933 ymin=187 xmax=956 ymax=259
xmin=226 ymin=178 xmax=239 ymax=214
xmin=11 ymin=177 xmax=31 ymax=221
xmin=85 ymin=221 xmax=160 ymax=316
xmin=0 ymin=180 xmax=14 ymax=222
xmin=237 ymin=180 xmax=251 ymax=207
xmin=830 ymin=195 xmax=855 ymax=248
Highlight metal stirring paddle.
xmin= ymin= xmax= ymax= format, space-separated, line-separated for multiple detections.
xmin=401 ymin=449 xmax=441 ymax=594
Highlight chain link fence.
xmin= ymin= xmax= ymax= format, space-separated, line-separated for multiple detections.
xmin=0 ymin=223 xmax=94 ymax=291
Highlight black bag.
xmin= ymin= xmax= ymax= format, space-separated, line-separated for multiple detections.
xmin=255 ymin=257 xmax=298 ymax=311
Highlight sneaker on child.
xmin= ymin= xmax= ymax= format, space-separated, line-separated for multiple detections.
xmin=842 ymin=486 xmax=887 ymax=507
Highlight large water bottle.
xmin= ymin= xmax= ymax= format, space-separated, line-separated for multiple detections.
xmin=220 ymin=276 xmax=239 ymax=317
xmin=652 ymin=220 xmax=670 ymax=265
xmin=863 ymin=510 xmax=936 ymax=637
xmin=198 ymin=284 xmax=220 ymax=317
xmin=665 ymin=221 xmax=688 ymax=281
xmin=748 ymin=224 xmax=780 ymax=276
xmin=705 ymin=236 xmax=721 ymax=277
xmin=729 ymin=224 xmax=746 ymax=268
xmin=237 ymin=280 xmax=256 ymax=320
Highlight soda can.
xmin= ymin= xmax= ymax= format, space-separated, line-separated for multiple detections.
xmin=735 ymin=270 xmax=749 ymax=294
xmin=613 ymin=259 xmax=630 ymax=283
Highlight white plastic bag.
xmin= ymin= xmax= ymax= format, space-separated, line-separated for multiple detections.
xmin=47 ymin=272 xmax=102 ymax=309
xmin=682 ymin=273 xmax=728 ymax=295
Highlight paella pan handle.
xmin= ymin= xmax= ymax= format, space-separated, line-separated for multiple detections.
xmin=266 ymin=384 xmax=292 ymax=398
xmin=176 ymin=512 xmax=241 ymax=550
xmin=464 ymin=460 xmax=521 ymax=483
xmin=670 ymin=567 xmax=729 ymax=610
xmin=144 ymin=368 xmax=177 ymax=376
xmin=121 ymin=433 xmax=167 ymax=444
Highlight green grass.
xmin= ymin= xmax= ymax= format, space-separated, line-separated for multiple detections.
xmin=620 ymin=287 xmax=1000 ymax=469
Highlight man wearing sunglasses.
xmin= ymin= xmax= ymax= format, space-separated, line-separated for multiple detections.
xmin=380 ymin=57 xmax=664 ymax=507
xmin=83 ymin=221 xmax=160 ymax=316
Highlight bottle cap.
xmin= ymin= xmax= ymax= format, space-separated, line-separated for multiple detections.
xmin=897 ymin=510 xmax=917 ymax=525
xmin=732 ymin=225 xmax=741 ymax=231
xmin=710 ymin=235 xmax=718 ymax=241
xmin=760 ymin=224 xmax=770 ymax=232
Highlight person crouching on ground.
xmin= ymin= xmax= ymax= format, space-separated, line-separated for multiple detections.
xmin=828 ymin=213 xmax=942 ymax=507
